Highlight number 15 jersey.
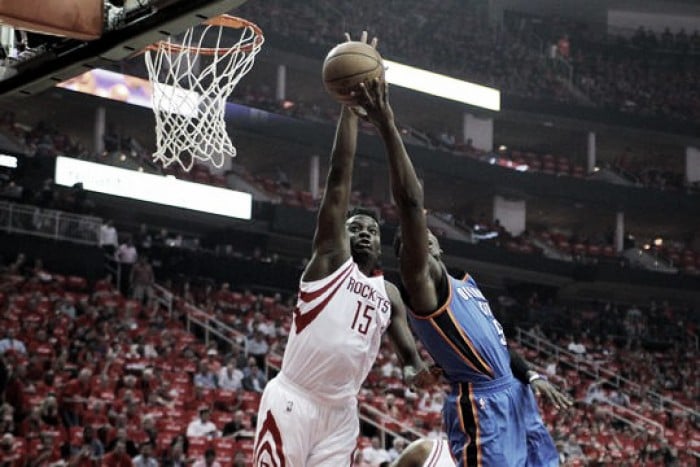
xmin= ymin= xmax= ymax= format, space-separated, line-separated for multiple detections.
xmin=281 ymin=257 xmax=392 ymax=405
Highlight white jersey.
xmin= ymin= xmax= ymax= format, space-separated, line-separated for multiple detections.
xmin=281 ymin=257 xmax=392 ymax=404
xmin=423 ymin=440 xmax=455 ymax=467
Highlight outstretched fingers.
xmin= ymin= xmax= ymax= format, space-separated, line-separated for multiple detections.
xmin=345 ymin=31 xmax=379 ymax=48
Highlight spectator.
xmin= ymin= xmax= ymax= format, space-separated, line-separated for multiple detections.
xmin=193 ymin=361 xmax=217 ymax=390
xmin=71 ymin=425 xmax=105 ymax=463
xmin=132 ymin=441 xmax=158 ymax=467
xmin=417 ymin=391 xmax=443 ymax=414
xmin=246 ymin=330 xmax=269 ymax=368
xmin=217 ymin=359 xmax=243 ymax=391
xmin=241 ymin=361 xmax=267 ymax=393
xmin=545 ymin=357 xmax=558 ymax=377
xmin=160 ymin=438 xmax=186 ymax=467
xmin=39 ymin=394 xmax=62 ymax=430
xmin=567 ymin=335 xmax=587 ymax=355
xmin=103 ymin=439 xmax=133 ymax=467
xmin=186 ymin=408 xmax=219 ymax=438
xmin=192 ymin=448 xmax=221 ymax=467
xmin=0 ymin=329 xmax=26 ymax=355
xmin=61 ymin=368 xmax=93 ymax=426
xmin=130 ymin=256 xmax=154 ymax=306
xmin=387 ymin=438 xmax=407 ymax=463
xmin=0 ymin=433 xmax=24 ymax=466
xmin=115 ymin=238 xmax=138 ymax=295
xmin=221 ymin=410 xmax=247 ymax=437
xmin=225 ymin=344 xmax=247 ymax=371
xmin=100 ymin=220 xmax=119 ymax=255
xmin=584 ymin=380 xmax=608 ymax=404
xmin=362 ymin=436 xmax=390 ymax=467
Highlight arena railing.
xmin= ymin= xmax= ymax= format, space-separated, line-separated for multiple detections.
xmin=358 ymin=403 xmax=426 ymax=450
xmin=598 ymin=399 xmax=664 ymax=437
xmin=152 ymin=283 xmax=173 ymax=318
xmin=517 ymin=328 xmax=700 ymax=457
xmin=181 ymin=300 xmax=248 ymax=357
xmin=516 ymin=327 xmax=700 ymax=429
xmin=0 ymin=200 xmax=101 ymax=244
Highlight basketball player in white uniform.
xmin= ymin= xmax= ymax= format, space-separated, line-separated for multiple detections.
xmin=391 ymin=439 xmax=456 ymax=467
xmin=253 ymin=33 xmax=436 ymax=467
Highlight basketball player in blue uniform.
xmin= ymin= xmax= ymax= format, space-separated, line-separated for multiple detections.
xmin=352 ymin=78 xmax=572 ymax=466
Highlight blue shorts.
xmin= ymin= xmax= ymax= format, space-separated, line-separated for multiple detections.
xmin=443 ymin=375 xmax=558 ymax=467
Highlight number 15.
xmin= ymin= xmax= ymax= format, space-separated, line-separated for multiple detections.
xmin=351 ymin=301 xmax=374 ymax=335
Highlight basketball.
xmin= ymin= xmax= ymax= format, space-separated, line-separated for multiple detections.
xmin=322 ymin=41 xmax=384 ymax=103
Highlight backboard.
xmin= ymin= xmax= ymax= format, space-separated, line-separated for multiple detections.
xmin=0 ymin=0 xmax=250 ymax=100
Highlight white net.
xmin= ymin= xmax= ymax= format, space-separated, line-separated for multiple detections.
xmin=144 ymin=16 xmax=263 ymax=172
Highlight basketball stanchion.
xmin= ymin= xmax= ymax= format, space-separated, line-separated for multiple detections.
xmin=144 ymin=15 xmax=264 ymax=172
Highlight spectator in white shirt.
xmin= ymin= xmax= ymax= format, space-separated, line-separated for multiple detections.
xmin=545 ymin=358 xmax=558 ymax=377
xmin=381 ymin=354 xmax=400 ymax=378
xmin=132 ymin=441 xmax=158 ymax=467
xmin=0 ymin=329 xmax=26 ymax=355
xmin=418 ymin=391 xmax=444 ymax=414
xmin=116 ymin=238 xmax=138 ymax=264
xmin=362 ymin=436 xmax=390 ymax=467
xmin=387 ymin=438 xmax=407 ymax=463
xmin=567 ymin=336 xmax=587 ymax=355
xmin=217 ymin=360 xmax=243 ymax=391
xmin=115 ymin=238 xmax=138 ymax=295
xmin=186 ymin=408 xmax=219 ymax=438
xmin=99 ymin=220 xmax=119 ymax=255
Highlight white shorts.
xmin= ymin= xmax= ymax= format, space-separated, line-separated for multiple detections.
xmin=253 ymin=373 xmax=359 ymax=467
xmin=424 ymin=440 xmax=455 ymax=467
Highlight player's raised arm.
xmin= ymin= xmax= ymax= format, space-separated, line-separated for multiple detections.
xmin=384 ymin=281 xmax=436 ymax=389
xmin=302 ymin=106 xmax=358 ymax=282
xmin=356 ymin=79 xmax=441 ymax=313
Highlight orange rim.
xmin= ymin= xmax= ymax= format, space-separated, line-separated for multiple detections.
xmin=145 ymin=14 xmax=264 ymax=56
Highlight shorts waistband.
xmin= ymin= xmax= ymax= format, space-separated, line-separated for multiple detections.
xmin=452 ymin=375 xmax=517 ymax=395
xmin=277 ymin=371 xmax=356 ymax=408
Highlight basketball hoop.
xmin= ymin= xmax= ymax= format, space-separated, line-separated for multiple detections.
xmin=144 ymin=15 xmax=264 ymax=172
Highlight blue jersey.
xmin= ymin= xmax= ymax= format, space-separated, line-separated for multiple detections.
xmin=407 ymin=272 xmax=511 ymax=384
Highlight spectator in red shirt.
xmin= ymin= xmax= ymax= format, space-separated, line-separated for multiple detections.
xmin=61 ymin=368 xmax=93 ymax=426
xmin=103 ymin=439 xmax=133 ymax=467
xmin=33 ymin=370 xmax=58 ymax=399
xmin=83 ymin=400 xmax=109 ymax=430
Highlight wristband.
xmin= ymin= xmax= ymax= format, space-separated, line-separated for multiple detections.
xmin=528 ymin=373 xmax=544 ymax=383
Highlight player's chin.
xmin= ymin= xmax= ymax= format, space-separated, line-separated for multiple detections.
xmin=351 ymin=247 xmax=378 ymax=262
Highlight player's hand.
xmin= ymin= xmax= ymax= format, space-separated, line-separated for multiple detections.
xmin=344 ymin=30 xmax=378 ymax=49
xmin=351 ymin=77 xmax=394 ymax=128
xmin=404 ymin=364 xmax=442 ymax=390
xmin=530 ymin=378 xmax=573 ymax=410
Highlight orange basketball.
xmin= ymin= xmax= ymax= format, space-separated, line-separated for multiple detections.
xmin=322 ymin=41 xmax=384 ymax=104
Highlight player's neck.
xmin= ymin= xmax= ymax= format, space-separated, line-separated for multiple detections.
xmin=353 ymin=256 xmax=377 ymax=276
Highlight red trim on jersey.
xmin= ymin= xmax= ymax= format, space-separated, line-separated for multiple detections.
xmin=299 ymin=261 xmax=354 ymax=303
xmin=253 ymin=410 xmax=286 ymax=467
xmin=293 ymin=263 xmax=355 ymax=333
xmin=426 ymin=440 xmax=442 ymax=467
